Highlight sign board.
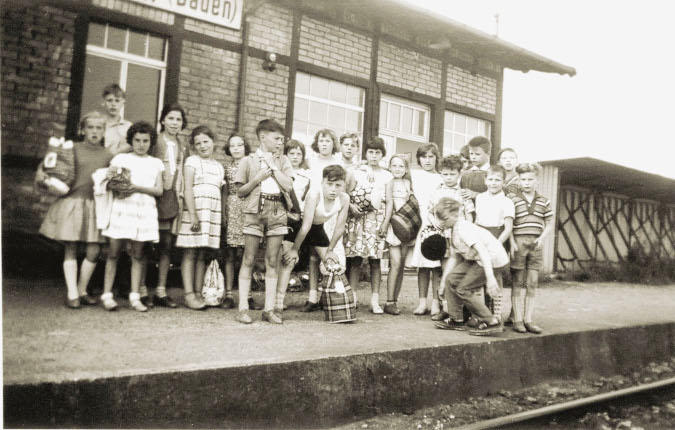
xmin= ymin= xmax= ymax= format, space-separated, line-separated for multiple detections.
xmin=129 ymin=0 xmax=243 ymax=30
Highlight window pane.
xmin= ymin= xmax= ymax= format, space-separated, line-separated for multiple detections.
xmin=328 ymin=105 xmax=345 ymax=129
xmin=293 ymin=119 xmax=308 ymax=143
xmin=454 ymin=133 xmax=465 ymax=149
xmin=401 ymin=107 xmax=413 ymax=134
xmin=347 ymin=86 xmax=364 ymax=107
xmin=467 ymin=118 xmax=478 ymax=136
xmin=107 ymin=25 xmax=126 ymax=52
xmin=454 ymin=114 xmax=466 ymax=133
xmin=128 ymin=30 xmax=146 ymax=57
xmin=296 ymin=73 xmax=310 ymax=95
xmin=311 ymin=76 xmax=329 ymax=99
xmin=307 ymin=123 xmax=322 ymax=141
xmin=379 ymin=102 xmax=387 ymax=129
xmin=417 ymin=110 xmax=426 ymax=136
xmin=328 ymin=81 xmax=347 ymax=104
xmin=308 ymin=100 xmax=327 ymax=126
xmin=125 ymin=64 xmax=161 ymax=124
xmin=81 ymin=55 xmax=121 ymax=117
xmin=294 ymin=97 xmax=309 ymax=121
xmin=388 ymin=104 xmax=400 ymax=132
xmin=88 ymin=22 xmax=106 ymax=47
xmin=148 ymin=34 xmax=165 ymax=60
xmin=346 ymin=110 xmax=362 ymax=132
xmin=443 ymin=131 xmax=452 ymax=155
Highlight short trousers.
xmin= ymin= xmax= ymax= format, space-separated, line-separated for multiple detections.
xmin=511 ymin=234 xmax=542 ymax=271
xmin=477 ymin=225 xmax=509 ymax=253
xmin=305 ymin=223 xmax=330 ymax=247
xmin=243 ymin=197 xmax=288 ymax=238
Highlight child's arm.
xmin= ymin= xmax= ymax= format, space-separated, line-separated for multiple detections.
xmin=283 ymin=190 xmax=319 ymax=266
xmin=509 ymin=232 xmax=518 ymax=258
xmin=272 ymin=155 xmax=293 ymax=192
xmin=498 ymin=217 xmax=513 ymax=244
xmin=534 ymin=217 xmax=553 ymax=249
xmin=324 ymin=194 xmax=350 ymax=265
xmin=237 ymin=159 xmax=272 ymax=198
xmin=378 ymin=180 xmax=395 ymax=238
xmin=472 ymin=242 xmax=500 ymax=297
xmin=132 ymin=171 xmax=164 ymax=197
xmin=183 ymin=165 xmax=200 ymax=231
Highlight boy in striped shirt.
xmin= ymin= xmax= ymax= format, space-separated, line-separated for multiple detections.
xmin=509 ymin=163 xmax=554 ymax=334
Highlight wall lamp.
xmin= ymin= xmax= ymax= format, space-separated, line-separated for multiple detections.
xmin=262 ymin=52 xmax=277 ymax=72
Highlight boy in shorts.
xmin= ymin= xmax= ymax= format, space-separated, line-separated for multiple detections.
xmin=235 ymin=119 xmax=294 ymax=324
xmin=509 ymin=163 xmax=554 ymax=334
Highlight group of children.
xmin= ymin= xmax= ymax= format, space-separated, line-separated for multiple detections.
xmin=40 ymin=83 xmax=553 ymax=335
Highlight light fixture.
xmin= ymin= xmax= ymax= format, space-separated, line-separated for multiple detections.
xmin=262 ymin=52 xmax=277 ymax=72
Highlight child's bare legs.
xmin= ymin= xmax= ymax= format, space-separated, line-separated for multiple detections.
xmin=181 ymin=248 xmax=205 ymax=310
xmin=511 ymin=268 xmax=526 ymax=332
xmin=62 ymin=243 xmax=79 ymax=303
xmin=275 ymin=241 xmax=294 ymax=312
xmin=102 ymin=239 xmax=124 ymax=310
xmin=155 ymin=231 xmax=174 ymax=303
xmin=77 ymin=244 xmax=100 ymax=301
xmin=524 ymin=269 xmax=542 ymax=333
xmin=347 ymin=256 xmax=362 ymax=297
xmin=194 ymin=248 xmax=207 ymax=296
xmin=369 ymin=258 xmax=383 ymax=313
xmin=129 ymin=241 xmax=148 ymax=311
xmin=237 ymin=234 xmax=260 ymax=322
xmin=262 ymin=235 xmax=283 ymax=314
xmin=415 ymin=268 xmax=431 ymax=314
xmin=430 ymin=267 xmax=442 ymax=316
xmin=222 ymin=247 xmax=236 ymax=306
xmin=385 ymin=246 xmax=404 ymax=314
xmin=307 ymin=254 xmax=320 ymax=304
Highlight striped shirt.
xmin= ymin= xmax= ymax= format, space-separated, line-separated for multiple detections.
xmin=510 ymin=192 xmax=553 ymax=236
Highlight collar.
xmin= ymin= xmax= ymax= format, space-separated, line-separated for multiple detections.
xmin=484 ymin=191 xmax=505 ymax=198
xmin=439 ymin=182 xmax=460 ymax=190
xmin=471 ymin=163 xmax=490 ymax=172
xmin=106 ymin=117 xmax=130 ymax=127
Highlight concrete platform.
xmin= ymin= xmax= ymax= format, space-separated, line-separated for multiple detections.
xmin=3 ymin=277 xmax=675 ymax=428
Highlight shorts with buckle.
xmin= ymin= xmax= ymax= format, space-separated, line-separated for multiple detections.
xmin=243 ymin=193 xmax=288 ymax=238
xmin=511 ymin=234 xmax=543 ymax=271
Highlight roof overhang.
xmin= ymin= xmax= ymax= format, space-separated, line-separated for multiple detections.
xmin=540 ymin=157 xmax=675 ymax=204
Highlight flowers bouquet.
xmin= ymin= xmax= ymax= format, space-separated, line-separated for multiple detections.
xmin=106 ymin=166 xmax=133 ymax=199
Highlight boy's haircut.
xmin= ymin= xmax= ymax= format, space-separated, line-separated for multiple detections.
xmin=323 ymin=164 xmax=346 ymax=182
xmin=365 ymin=136 xmax=387 ymax=156
xmin=255 ymin=119 xmax=285 ymax=137
xmin=415 ymin=142 xmax=440 ymax=168
xmin=440 ymin=155 xmax=463 ymax=172
xmin=468 ymin=136 xmax=492 ymax=154
xmin=159 ymin=103 xmax=188 ymax=132
xmin=225 ymin=133 xmax=251 ymax=156
xmin=498 ymin=147 xmax=517 ymax=159
xmin=434 ymin=197 xmax=462 ymax=220
xmin=102 ymin=83 xmax=126 ymax=99
xmin=515 ymin=162 xmax=542 ymax=176
xmin=311 ymin=129 xmax=339 ymax=154
xmin=189 ymin=125 xmax=216 ymax=147
xmin=459 ymin=144 xmax=470 ymax=159
xmin=284 ymin=139 xmax=308 ymax=168
xmin=339 ymin=132 xmax=360 ymax=147
xmin=127 ymin=121 xmax=158 ymax=148
xmin=77 ymin=111 xmax=107 ymax=140
xmin=487 ymin=164 xmax=506 ymax=180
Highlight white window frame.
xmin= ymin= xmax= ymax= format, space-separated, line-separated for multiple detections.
xmin=85 ymin=23 xmax=168 ymax=122
xmin=379 ymin=95 xmax=431 ymax=165
xmin=442 ymin=110 xmax=492 ymax=156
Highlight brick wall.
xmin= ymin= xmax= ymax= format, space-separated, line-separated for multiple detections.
xmin=184 ymin=18 xmax=241 ymax=44
xmin=177 ymin=40 xmax=240 ymax=162
xmin=247 ymin=3 xmax=293 ymax=56
xmin=377 ymin=42 xmax=442 ymax=99
xmin=446 ymin=65 xmax=497 ymax=115
xmin=241 ymin=57 xmax=289 ymax=147
xmin=299 ymin=17 xmax=371 ymax=80
xmin=93 ymin=0 xmax=175 ymax=25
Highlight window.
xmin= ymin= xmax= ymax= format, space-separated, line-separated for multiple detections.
xmin=443 ymin=111 xmax=491 ymax=156
xmin=379 ymin=96 xmax=430 ymax=166
xmin=80 ymin=22 xmax=167 ymax=125
xmin=292 ymin=72 xmax=365 ymax=152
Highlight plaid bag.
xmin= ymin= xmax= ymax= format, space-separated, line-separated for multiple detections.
xmin=320 ymin=271 xmax=356 ymax=323
xmin=390 ymin=195 xmax=422 ymax=243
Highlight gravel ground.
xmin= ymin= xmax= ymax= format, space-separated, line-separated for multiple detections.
xmin=335 ymin=358 xmax=675 ymax=430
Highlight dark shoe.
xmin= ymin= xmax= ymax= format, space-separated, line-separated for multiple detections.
xmin=383 ymin=303 xmax=400 ymax=315
xmin=431 ymin=311 xmax=450 ymax=321
xmin=434 ymin=319 xmax=466 ymax=331
xmin=248 ymin=297 xmax=263 ymax=310
xmin=300 ymin=301 xmax=320 ymax=312
xmin=140 ymin=295 xmax=154 ymax=308
xmin=466 ymin=316 xmax=480 ymax=328
xmin=512 ymin=321 xmax=527 ymax=333
xmin=262 ymin=310 xmax=283 ymax=324
xmin=524 ymin=322 xmax=543 ymax=334
xmin=66 ymin=298 xmax=81 ymax=309
xmin=503 ymin=317 xmax=514 ymax=327
xmin=469 ymin=320 xmax=504 ymax=336
xmin=219 ymin=296 xmax=235 ymax=309
xmin=79 ymin=295 xmax=97 ymax=306
xmin=155 ymin=295 xmax=178 ymax=308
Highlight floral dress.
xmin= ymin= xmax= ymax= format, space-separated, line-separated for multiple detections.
xmin=344 ymin=167 xmax=393 ymax=259
xmin=224 ymin=158 xmax=245 ymax=247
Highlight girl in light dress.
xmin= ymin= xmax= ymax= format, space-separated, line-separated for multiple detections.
xmin=344 ymin=137 xmax=394 ymax=314
xmin=175 ymin=125 xmax=225 ymax=310
xmin=378 ymin=155 xmax=415 ymax=315
xmin=101 ymin=121 xmax=165 ymax=312
xmin=38 ymin=111 xmax=113 ymax=308
xmin=308 ymin=129 xmax=341 ymax=190
xmin=408 ymin=143 xmax=444 ymax=317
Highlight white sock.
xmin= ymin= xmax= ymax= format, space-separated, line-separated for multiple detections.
xmin=442 ymin=299 xmax=448 ymax=313
xmin=156 ymin=286 xmax=167 ymax=298
xmin=371 ymin=292 xmax=379 ymax=307
xmin=524 ymin=293 xmax=536 ymax=323
xmin=129 ymin=292 xmax=141 ymax=304
xmin=139 ymin=285 xmax=148 ymax=297
xmin=63 ymin=260 xmax=79 ymax=300
xmin=417 ymin=298 xmax=427 ymax=309
xmin=239 ymin=276 xmax=251 ymax=311
xmin=308 ymin=289 xmax=318 ymax=303
xmin=431 ymin=298 xmax=441 ymax=313
xmin=512 ymin=288 xmax=524 ymax=322
xmin=276 ymin=291 xmax=286 ymax=311
xmin=264 ymin=276 xmax=277 ymax=312
xmin=101 ymin=292 xmax=114 ymax=302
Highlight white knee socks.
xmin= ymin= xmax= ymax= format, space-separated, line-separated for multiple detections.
xmin=63 ymin=260 xmax=79 ymax=300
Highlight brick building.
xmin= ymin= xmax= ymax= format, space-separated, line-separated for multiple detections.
xmin=1 ymin=0 xmax=574 ymax=235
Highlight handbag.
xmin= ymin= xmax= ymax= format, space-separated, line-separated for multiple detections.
xmin=320 ymin=270 xmax=356 ymax=323
xmin=36 ymin=137 xmax=76 ymax=196
xmin=390 ymin=195 xmax=422 ymax=243
xmin=202 ymin=259 xmax=225 ymax=306
xmin=419 ymin=225 xmax=447 ymax=261
xmin=106 ymin=166 xmax=133 ymax=199
xmin=157 ymin=169 xmax=179 ymax=221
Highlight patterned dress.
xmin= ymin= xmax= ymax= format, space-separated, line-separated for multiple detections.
xmin=102 ymin=153 xmax=165 ymax=243
xmin=344 ymin=167 xmax=393 ymax=259
xmin=224 ymin=158 xmax=245 ymax=247
xmin=385 ymin=178 xmax=413 ymax=247
xmin=176 ymin=156 xmax=224 ymax=249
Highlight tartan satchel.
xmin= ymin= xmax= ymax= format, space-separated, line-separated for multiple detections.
xmin=390 ymin=195 xmax=421 ymax=243
xmin=320 ymin=271 xmax=356 ymax=323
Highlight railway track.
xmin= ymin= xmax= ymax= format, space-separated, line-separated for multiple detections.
xmin=453 ymin=377 xmax=675 ymax=429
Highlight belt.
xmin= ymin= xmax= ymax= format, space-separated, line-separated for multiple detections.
xmin=260 ymin=193 xmax=282 ymax=201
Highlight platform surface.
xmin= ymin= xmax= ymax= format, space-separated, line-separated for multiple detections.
xmin=4 ymin=277 xmax=675 ymax=386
